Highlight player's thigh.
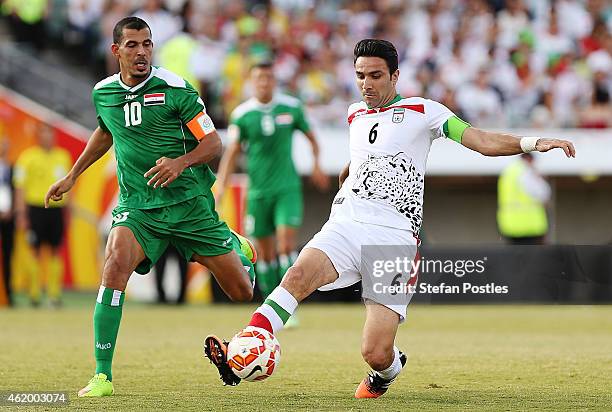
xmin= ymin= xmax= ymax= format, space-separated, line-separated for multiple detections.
xmin=362 ymin=301 xmax=400 ymax=360
xmin=103 ymin=225 xmax=147 ymax=290
xmin=280 ymin=247 xmax=339 ymax=301
xmin=111 ymin=207 xmax=170 ymax=276
xmin=273 ymin=189 xmax=303 ymax=235
xmin=246 ymin=194 xmax=275 ymax=238
xmin=256 ymin=235 xmax=277 ymax=262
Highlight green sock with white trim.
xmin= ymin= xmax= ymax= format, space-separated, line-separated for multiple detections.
xmin=93 ymin=286 xmax=124 ymax=381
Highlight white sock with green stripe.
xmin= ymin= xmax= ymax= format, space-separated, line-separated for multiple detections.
xmin=248 ymin=286 xmax=298 ymax=334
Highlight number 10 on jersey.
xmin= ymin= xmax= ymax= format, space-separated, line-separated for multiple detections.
xmin=123 ymin=102 xmax=142 ymax=127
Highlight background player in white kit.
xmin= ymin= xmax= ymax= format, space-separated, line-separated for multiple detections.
xmin=205 ymin=39 xmax=576 ymax=397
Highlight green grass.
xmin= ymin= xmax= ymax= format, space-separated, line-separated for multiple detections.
xmin=1 ymin=301 xmax=611 ymax=411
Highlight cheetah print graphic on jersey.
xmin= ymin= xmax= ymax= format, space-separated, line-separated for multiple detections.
xmin=351 ymin=152 xmax=424 ymax=233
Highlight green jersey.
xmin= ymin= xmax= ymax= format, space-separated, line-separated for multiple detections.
xmin=229 ymin=93 xmax=311 ymax=197
xmin=92 ymin=66 xmax=216 ymax=209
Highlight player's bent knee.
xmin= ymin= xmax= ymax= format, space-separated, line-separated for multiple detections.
xmin=361 ymin=343 xmax=394 ymax=371
xmin=228 ymin=282 xmax=254 ymax=302
xmin=280 ymin=265 xmax=308 ymax=298
xmin=102 ymin=255 xmax=132 ymax=290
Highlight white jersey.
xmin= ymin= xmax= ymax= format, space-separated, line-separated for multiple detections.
xmin=331 ymin=96 xmax=457 ymax=234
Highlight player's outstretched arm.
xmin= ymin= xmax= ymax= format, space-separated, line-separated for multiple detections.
xmin=44 ymin=127 xmax=113 ymax=208
xmin=144 ymin=130 xmax=222 ymax=189
xmin=461 ymin=127 xmax=576 ymax=158
xmin=303 ymin=131 xmax=330 ymax=191
xmin=339 ymin=162 xmax=350 ymax=188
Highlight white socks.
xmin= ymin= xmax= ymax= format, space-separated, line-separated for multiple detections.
xmin=376 ymin=346 xmax=403 ymax=380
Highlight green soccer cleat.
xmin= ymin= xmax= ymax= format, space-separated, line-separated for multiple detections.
xmin=231 ymin=230 xmax=258 ymax=264
xmin=78 ymin=373 xmax=114 ymax=397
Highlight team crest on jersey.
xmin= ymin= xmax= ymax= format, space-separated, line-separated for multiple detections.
xmin=144 ymin=93 xmax=165 ymax=106
xmin=392 ymin=108 xmax=405 ymax=123
xmin=275 ymin=113 xmax=293 ymax=125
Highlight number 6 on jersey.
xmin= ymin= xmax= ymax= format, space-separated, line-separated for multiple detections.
xmin=369 ymin=122 xmax=378 ymax=144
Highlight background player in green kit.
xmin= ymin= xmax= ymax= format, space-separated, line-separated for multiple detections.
xmin=44 ymin=17 xmax=257 ymax=397
xmin=215 ymin=62 xmax=329 ymax=321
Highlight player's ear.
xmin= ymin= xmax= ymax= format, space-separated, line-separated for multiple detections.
xmin=391 ymin=69 xmax=399 ymax=86
xmin=111 ymin=43 xmax=120 ymax=58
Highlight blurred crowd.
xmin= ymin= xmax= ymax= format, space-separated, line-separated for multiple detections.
xmin=2 ymin=0 xmax=611 ymax=129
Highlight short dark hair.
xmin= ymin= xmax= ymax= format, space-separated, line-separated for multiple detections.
xmin=251 ymin=61 xmax=274 ymax=71
xmin=353 ymin=39 xmax=399 ymax=75
xmin=113 ymin=17 xmax=151 ymax=44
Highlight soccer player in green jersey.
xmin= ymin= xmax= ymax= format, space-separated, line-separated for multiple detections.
xmin=215 ymin=62 xmax=329 ymax=323
xmin=44 ymin=17 xmax=257 ymax=397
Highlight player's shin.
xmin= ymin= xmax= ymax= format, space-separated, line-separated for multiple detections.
xmin=248 ymin=286 xmax=298 ymax=334
xmin=93 ymin=286 xmax=124 ymax=381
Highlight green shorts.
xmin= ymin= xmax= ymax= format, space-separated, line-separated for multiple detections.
xmin=245 ymin=189 xmax=303 ymax=238
xmin=111 ymin=194 xmax=233 ymax=274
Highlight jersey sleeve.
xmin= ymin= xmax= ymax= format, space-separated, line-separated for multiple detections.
xmin=175 ymin=82 xmax=216 ymax=141
xmin=91 ymin=90 xmax=110 ymax=133
xmin=294 ymin=104 xmax=311 ymax=134
xmin=425 ymin=99 xmax=470 ymax=143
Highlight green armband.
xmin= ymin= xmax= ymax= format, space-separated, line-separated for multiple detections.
xmin=442 ymin=116 xmax=471 ymax=143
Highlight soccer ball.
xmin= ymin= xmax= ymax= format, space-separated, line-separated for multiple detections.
xmin=226 ymin=326 xmax=281 ymax=382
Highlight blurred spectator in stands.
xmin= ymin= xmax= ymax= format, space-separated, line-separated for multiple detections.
xmin=497 ymin=0 xmax=530 ymax=50
xmin=497 ymin=153 xmax=551 ymax=245
xmin=157 ymin=3 xmax=200 ymax=93
xmin=190 ymin=9 xmax=228 ymax=126
xmin=13 ymin=124 xmax=72 ymax=307
xmin=21 ymin=0 xmax=612 ymax=129
xmin=0 ymin=139 xmax=15 ymax=306
xmin=154 ymin=246 xmax=187 ymax=305
xmin=134 ymin=0 xmax=181 ymax=48
xmin=536 ymin=7 xmax=573 ymax=61
xmin=545 ymin=54 xmax=590 ymax=127
xmin=2 ymin=0 xmax=50 ymax=50
xmin=65 ymin=0 xmax=104 ymax=60
xmin=99 ymin=0 xmax=130 ymax=75
xmin=456 ymin=67 xmax=503 ymax=128
xmin=578 ymin=82 xmax=612 ymax=128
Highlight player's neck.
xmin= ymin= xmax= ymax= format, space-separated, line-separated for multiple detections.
xmin=119 ymin=67 xmax=151 ymax=87
xmin=368 ymin=93 xmax=401 ymax=109
xmin=256 ymin=94 xmax=274 ymax=105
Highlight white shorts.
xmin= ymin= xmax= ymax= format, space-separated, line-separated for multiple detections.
xmin=304 ymin=216 xmax=419 ymax=322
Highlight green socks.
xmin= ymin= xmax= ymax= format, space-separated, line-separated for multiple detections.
xmin=278 ymin=252 xmax=297 ymax=284
xmin=256 ymin=260 xmax=278 ymax=299
xmin=93 ymin=286 xmax=125 ymax=381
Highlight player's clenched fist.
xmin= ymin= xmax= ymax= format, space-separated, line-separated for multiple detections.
xmin=44 ymin=175 xmax=76 ymax=208
xmin=144 ymin=156 xmax=186 ymax=188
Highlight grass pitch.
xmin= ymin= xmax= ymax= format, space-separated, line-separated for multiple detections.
xmin=1 ymin=299 xmax=611 ymax=411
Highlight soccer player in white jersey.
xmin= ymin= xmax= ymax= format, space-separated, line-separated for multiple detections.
xmin=204 ymin=39 xmax=576 ymax=397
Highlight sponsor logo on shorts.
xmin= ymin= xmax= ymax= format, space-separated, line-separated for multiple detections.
xmin=333 ymin=197 xmax=344 ymax=205
xmin=112 ymin=212 xmax=129 ymax=224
